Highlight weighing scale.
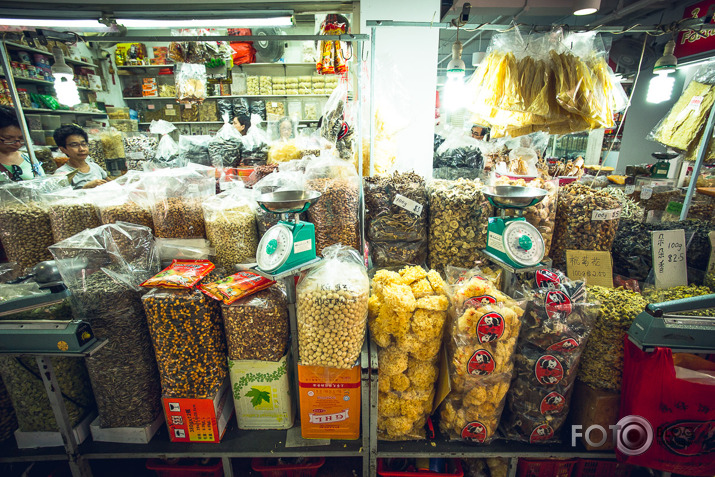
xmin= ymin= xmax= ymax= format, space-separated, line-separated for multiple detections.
xmin=649 ymin=152 xmax=679 ymax=179
xmin=628 ymin=294 xmax=715 ymax=353
xmin=256 ymin=190 xmax=322 ymax=275
xmin=483 ymin=186 xmax=549 ymax=268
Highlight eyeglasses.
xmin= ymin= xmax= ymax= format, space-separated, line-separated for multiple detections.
xmin=0 ymin=137 xmax=24 ymax=145
xmin=67 ymin=142 xmax=89 ymax=148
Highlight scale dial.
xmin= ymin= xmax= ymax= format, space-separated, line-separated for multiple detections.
xmin=503 ymin=221 xmax=545 ymax=267
xmin=256 ymin=224 xmax=294 ymax=272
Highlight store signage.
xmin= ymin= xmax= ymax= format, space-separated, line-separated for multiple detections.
xmin=676 ymin=0 xmax=715 ymax=59
xmin=565 ymin=250 xmax=614 ymax=287
xmin=651 ymin=229 xmax=688 ymax=288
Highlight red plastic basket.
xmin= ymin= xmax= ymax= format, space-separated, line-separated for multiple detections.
xmin=574 ymin=459 xmax=634 ymax=477
xmin=251 ymin=457 xmax=325 ymax=477
xmin=516 ymin=458 xmax=577 ymax=477
xmin=146 ymin=459 xmax=223 ymax=477
xmin=376 ymin=459 xmax=464 ymax=476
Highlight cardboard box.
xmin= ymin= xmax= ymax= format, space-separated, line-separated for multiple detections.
xmin=163 ymin=378 xmax=234 ymax=443
xmin=229 ymin=353 xmax=294 ymax=430
xmin=90 ymin=414 xmax=163 ymax=444
xmin=570 ymin=380 xmax=620 ymax=451
xmin=298 ymin=363 xmax=360 ymax=440
xmin=14 ymin=412 xmax=95 ymax=449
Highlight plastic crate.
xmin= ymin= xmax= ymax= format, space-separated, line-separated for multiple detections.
xmin=377 ymin=459 xmax=464 ymax=476
xmin=251 ymin=457 xmax=325 ymax=477
xmin=146 ymin=459 xmax=223 ymax=477
xmin=516 ymin=458 xmax=577 ymax=477
xmin=574 ymin=459 xmax=633 ymax=477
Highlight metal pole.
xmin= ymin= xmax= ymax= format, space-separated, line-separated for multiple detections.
xmin=356 ymin=39 xmax=366 ymax=259
xmin=283 ymin=275 xmax=301 ymax=419
xmin=35 ymin=356 xmax=93 ymax=477
xmin=680 ymin=103 xmax=715 ymax=220
xmin=369 ymin=27 xmax=377 ymax=177
xmin=0 ymin=41 xmax=39 ymax=169
xmin=221 ymin=457 xmax=234 ymax=477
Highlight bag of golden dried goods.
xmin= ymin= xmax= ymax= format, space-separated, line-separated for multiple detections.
xmin=202 ymin=188 xmax=258 ymax=270
xmin=370 ymin=266 xmax=449 ymax=440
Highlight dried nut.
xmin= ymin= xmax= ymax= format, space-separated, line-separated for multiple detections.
xmin=99 ymin=201 xmax=154 ymax=232
xmin=205 ymin=205 xmax=258 ymax=270
xmin=49 ymin=202 xmax=102 ymax=243
xmin=0 ymin=202 xmax=54 ymax=272
xmin=152 ymin=197 xmax=205 ymax=239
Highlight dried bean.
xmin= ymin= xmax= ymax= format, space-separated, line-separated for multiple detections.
xmin=306 ymin=177 xmax=360 ymax=256
xmin=205 ymin=205 xmax=258 ymax=269
xmin=88 ymin=139 xmax=108 ymax=171
xmin=152 ymin=197 xmax=205 ymax=239
xmin=49 ymin=202 xmax=101 ymax=243
xmin=0 ymin=203 xmax=53 ymax=272
xmin=99 ymin=201 xmax=154 ymax=232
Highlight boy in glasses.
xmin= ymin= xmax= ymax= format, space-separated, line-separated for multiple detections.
xmin=53 ymin=125 xmax=107 ymax=189
xmin=0 ymin=106 xmax=45 ymax=181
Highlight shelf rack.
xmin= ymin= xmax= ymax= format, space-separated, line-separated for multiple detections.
xmin=117 ymin=62 xmax=317 ymax=70
xmin=123 ymin=94 xmax=331 ymax=100
xmin=3 ymin=41 xmax=98 ymax=68
xmin=0 ymin=72 xmax=95 ymax=91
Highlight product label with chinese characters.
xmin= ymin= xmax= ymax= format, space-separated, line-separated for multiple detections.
xmin=565 ymin=250 xmax=613 ymax=287
xmin=393 ymin=194 xmax=423 ymax=216
xmin=651 ymin=229 xmax=687 ymax=288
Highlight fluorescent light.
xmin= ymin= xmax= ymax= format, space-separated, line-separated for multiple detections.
xmin=116 ymin=16 xmax=292 ymax=28
xmin=54 ymin=73 xmax=81 ymax=107
xmin=444 ymin=75 xmax=467 ymax=112
xmin=573 ymin=0 xmax=600 ymax=15
xmin=0 ymin=18 xmax=104 ymax=28
xmin=574 ymin=8 xmax=598 ymax=15
xmin=647 ymin=72 xmax=675 ymax=104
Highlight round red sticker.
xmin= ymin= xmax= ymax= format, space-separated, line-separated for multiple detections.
xmin=467 ymin=349 xmax=496 ymax=376
xmin=530 ymin=424 xmax=555 ymax=443
xmin=464 ymin=295 xmax=497 ymax=310
xmin=461 ymin=421 xmax=488 ymax=443
xmin=534 ymin=355 xmax=564 ymax=385
xmin=476 ymin=312 xmax=504 ymax=343
xmin=547 ymin=338 xmax=580 ymax=353
xmin=540 ymin=392 xmax=566 ymax=415
xmin=535 ymin=269 xmax=561 ymax=288
xmin=545 ymin=290 xmax=572 ymax=320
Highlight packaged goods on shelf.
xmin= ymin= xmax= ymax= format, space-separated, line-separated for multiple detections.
xmin=266 ymin=100 xmax=285 ymax=119
xmin=304 ymin=157 xmax=360 ymax=255
xmin=250 ymin=99 xmax=267 ymax=121
xmin=143 ymin=287 xmax=228 ymax=399
xmin=501 ymin=272 xmax=598 ymax=443
xmin=427 ymin=179 xmax=491 ymax=272
xmin=259 ymin=75 xmax=272 ymax=95
xmin=162 ymin=103 xmax=180 ymax=121
xmin=46 ymin=190 xmax=101 ymax=243
xmin=231 ymin=72 xmax=247 ymax=95
xmin=99 ymin=129 xmax=125 ymax=160
xmin=108 ymin=119 xmax=138 ymax=133
xmin=49 ymin=223 xmax=162 ymax=429
xmin=304 ymin=102 xmax=319 ymax=120
xmin=198 ymin=101 xmax=219 ymax=122
xmin=106 ymin=107 xmax=130 ymax=120
xmin=175 ymin=63 xmax=207 ymax=103
xmin=371 ymin=266 xmax=449 ymax=440
xmin=246 ymin=75 xmax=259 ymax=95
xmin=296 ymin=245 xmax=368 ymax=368
xmin=364 ymin=172 xmax=429 ymax=267
xmin=180 ymin=103 xmax=200 ymax=122
xmin=149 ymin=120 xmax=181 ymax=167
xmin=202 ymin=189 xmax=258 ymax=270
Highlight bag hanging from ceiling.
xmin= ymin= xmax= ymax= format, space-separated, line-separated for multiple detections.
xmin=229 ymin=28 xmax=256 ymax=65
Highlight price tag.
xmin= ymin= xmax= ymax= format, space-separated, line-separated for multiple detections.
xmin=127 ymin=151 xmax=145 ymax=160
xmin=166 ymin=104 xmax=174 ymax=109
xmin=641 ymin=187 xmax=653 ymax=200
xmin=188 ymin=184 xmax=200 ymax=195
xmin=165 ymin=108 xmax=176 ymax=116
xmin=565 ymin=250 xmax=614 ymax=287
xmin=185 ymin=103 xmax=192 ymax=109
xmin=591 ymin=208 xmax=621 ymax=221
xmin=148 ymin=104 xmax=155 ymax=110
xmin=625 ymin=185 xmax=635 ymax=194
xmin=665 ymin=201 xmax=684 ymax=215
xmin=677 ymin=95 xmax=704 ymax=122
xmin=651 ymin=229 xmax=688 ymax=288
xmin=393 ymin=194 xmax=423 ymax=216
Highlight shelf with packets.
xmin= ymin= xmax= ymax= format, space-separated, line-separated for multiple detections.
xmin=138 ymin=119 xmax=319 ymax=126
xmin=123 ymin=94 xmax=332 ymax=101
xmin=3 ymin=41 xmax=98 ymax=68
xmin=117 ymin=62 xmax=318 ymax=70
xmin=0 ymin=72 xmax=95 ymax=91
xmin=23 ymin=108 xmax=107 ymax=117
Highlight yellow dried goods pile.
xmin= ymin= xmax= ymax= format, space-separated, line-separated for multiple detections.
xmin=653 ymin=80 xmax=715 ymax=152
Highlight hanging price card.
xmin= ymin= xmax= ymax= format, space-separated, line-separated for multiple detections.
xmin=651 ymin=229 xmax=688 ymax=288
xmin=625 ymin=185 xmax=635 ymax=195
xmin=393 ymin=194 xmax=423 ymax=216
xmin=565 ymin=250 xmax=614 ymax=287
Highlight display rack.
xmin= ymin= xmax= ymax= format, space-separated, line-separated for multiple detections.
xmin=123 ymin=94 xmax=331 ymax=100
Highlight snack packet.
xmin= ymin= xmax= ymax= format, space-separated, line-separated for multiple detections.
xmin=199 ymin=271 xmax=274 ymax=305
xmin=140 ymin=259 xmax=215 ymax=289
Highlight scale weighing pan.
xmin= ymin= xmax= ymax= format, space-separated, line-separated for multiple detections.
xmin=257 ymin=190 xmax=321 ymax=214
xmin=483 ymin=186 xmax=548 ymax=209
xmin=652 ymin=152 xmax=679 ymax=161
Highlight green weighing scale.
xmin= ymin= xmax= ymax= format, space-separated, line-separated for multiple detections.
xmin=483 ymin=186 xmax=549 ymax=268
xmin=256 ymin=190 xmax=322 ymax=275
xmin=649 ymin=152 xmax=679 ymax=179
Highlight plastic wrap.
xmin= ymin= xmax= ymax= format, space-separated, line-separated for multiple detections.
xmin=175 ymin=62 xmax=207 ymax=103
xmin=296 ymin=245 xmax=368 ymax=368
xmin=240 ymin=116 xmax=269 ymax=166
xmin=47 ymin=190 xmax=102 ymax=243
xmin=179 ymin=135 xmax=215 ymax=168
xmin=252 ymin=170 xmax=305 ymax=235
xmin=439 ymin=270 xmax=524 ymax=444
xmin=433 ymin=129 xmax=484 ymax=175
xmin=218 ymin=99 xmax=234 ymax=122
xmin=321 ymin=84 xmax=355 ymax=163
xmin=94 ymin=174 xmax=154 ymax=232
xmin=221 ymin=285 xmax=288 ymax=361
xmin=364 ymin=172 xmax=429 ymax=267
xmin=371 ymin=266 xmax=449 ymax=440
xmin=202 ymin=188 xmax=258 ymax=270
xmin=123 ymin=134 xmax=158 ymax=170
xmin=501 ymin=273 xmax=597 ymax=443
xmin=149 ymin=120 xmax=181 ymax=167
xmin=304 ymin=158 xmax=360 ymax=255
xmin=208 ymin=116 xmax=243 ymax=169
xmin=143 ymin=287 xmax=227 ymax=398
xmin=427 ymin=179 xmax=491 ymax=272
xmin=250 ymin=99 xmax=266 ymax=121
xmin=49 ymin=223 xmax=162 ymax=429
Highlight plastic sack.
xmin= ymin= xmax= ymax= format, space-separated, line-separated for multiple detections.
xmin=619 ymin=341 xmax=715 ymax=476
xmin=49 ymin=223 xmax=162 ymax=429
xmin=123 ymin=133 xmax=158 ymax=170
xmin=370 ymin=266 xmax=449 ymax=440
xmin=221 ymin=284 xmax=288 ymax=361
xmin=240 ymin=115 xmax=269 ymax=166
xmin=0 ymin=176 xmax=68 ymax=274
xmin=155 ymin=238 xmax=213 ymax=263
xmin=202 ymin=188 xmax=258 ymax=270
xmin=93 ymin=172 xmax=154 ymax=232
xmin=46 ymin=189 xmax=102 ymax=243
xmin=296 ymin=245 xmax=368 ymax=368
xmin=143 ymin=287 xmax=227 ymax=399
xmin=250 ymin=99 xmax=266 ymax=120
xmin=433 ymin=128 xmax=485 ymax=172
xmin=218 ymin=99 xmax=234 ymax=122
xmin=149 ymin=120 xmax=181 ymax=167
xmin=321 ymin=84 xmax=355 ymax=163
xmin=427 ymin=179 xmax=491 ymax=273
xmin=304 ymin=157 xmax=360 ymax=255
xmin=501 ymin=273 xmax=598 ymax=443
xmin=179 ymin=135 xmax=215 ymax=168
xmin=208 ymin=115 xmax=243 ymax=169
xmin=364 ymin=172 xmax=429 ymax=267
xmin=175 ymin=62 xmax=207 ymax=103
xmin=234 ymin=97 xmax=250 ymax=119
xmin=253 ymin=170 xmax=305 ymax=235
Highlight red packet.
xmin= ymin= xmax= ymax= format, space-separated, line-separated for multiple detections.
xmin=140 ymin=259 xmax=215 ymax=289
xmin=199 ymin=271 xmax=274 ymax=305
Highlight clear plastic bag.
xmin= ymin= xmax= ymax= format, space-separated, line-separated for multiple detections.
xmin=49 ymin=223 xmax=162 ymax=428
xmin=433 ymin=128 xmax=484 ymax=171
xmin=304 ymin=157 xmax=360 ymax=255
xmin=0 ymin=282 xmax=48 ymax=303
xmin=93 ymin=173 xmax=154 ymax=232
xmin=155 ymin=238 xmax=213 ymax=263
xmin=208 ymin=115 xmax=243 ymax=169
xmin=46 ymin=189 xmax=102 ymax=243
xmin=321 ymin=84 xmax=355 ymax=163
xmin=253 ymin=170 xmax=305 ymax=235
xmin=175 ymin=62 xmax=208 ymax=103
xmin=250 ymin=99 xmax=266 ymax=121
xmin=143 ymin=287 xmax=227 ymax=398
xmin=370 ymin=266 xmax=449 ymax=440
xmin=123 ymin=133 xmax=158 ymax=170
xmin=202 ymin=188 xmax=258 ymax=270
xmin=296 ymin=245 xmax=368 ymax=368
xmin=179 ymin=135 xmax=215 ymax=168
xmin=149 ymin=120 xmax=182 ymax=167
xmin=240 ymin=115 xmax=269 ymax=166
xmin=364 ymin=172 xmax=429 ymax=267
xmin=221 ymin=284 xmax=288 ymax=361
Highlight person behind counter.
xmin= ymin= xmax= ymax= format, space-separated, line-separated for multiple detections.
xmin=232 ymin=113 xmax=251 ymax=136
xmin=53 ymin=125 xmax=107 ymax=189
xmin=0 ymin=106 xmax=45 ymax=181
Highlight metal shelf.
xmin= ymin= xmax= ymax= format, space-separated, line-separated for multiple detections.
xmin=0 ymin=441 xmax=67 ymax=463
xmin=23 ymin=108 xmax=107 ymax=117
xmin=3 ymin=41 xmax=97 ymax=67
xmin=1 ymin=72 xmax=98 ymax=92
xmin=124 ymin=94 xmax=330 ymax=100
xmin=117 ymin=63 xmax=316 ymax=70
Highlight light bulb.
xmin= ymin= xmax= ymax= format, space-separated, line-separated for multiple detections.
xmin=646 ymin=72 xmax=675 ymax=104
xmin=444 ymin=75 xmax=467 ymax=112
xmin=53 ymin=73 xmax=81 ymax=107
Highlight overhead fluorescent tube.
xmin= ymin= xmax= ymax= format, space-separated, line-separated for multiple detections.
xmin=116 ymin=16 xmax=293 ymax=28
xmin=0 ymin=18 xmax=104 ymax=28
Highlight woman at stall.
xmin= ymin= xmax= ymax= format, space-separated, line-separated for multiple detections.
xmin=0 ymin=106 xmax=45 ymax=181
xmin=53 ymin=124 xmax=107 ymax=189
xmin=232 ymin=113 xmax=251 ymax=136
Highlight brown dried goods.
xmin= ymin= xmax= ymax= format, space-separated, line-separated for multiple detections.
xmin=205 ymin=206 xmax=258 ymax=269
xmin=0 ymin=203 xmax=53 ymax=272
xmin=99 ymin=201 xmax=154 ymax=232
xmin=306 ymin=177 xmax=360 ymax=255
xmin=49 ymin=203 xmax=102 ymax=243
xmin=152 ymin=197 xmax=205 ymax=239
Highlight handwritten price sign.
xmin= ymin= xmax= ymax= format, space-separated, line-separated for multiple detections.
xmin=651 ymin=229 xmax=688 ymax=288
xmin=565 ymin=250 xmax=613 ymax=287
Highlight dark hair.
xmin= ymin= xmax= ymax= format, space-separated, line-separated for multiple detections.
xmin=53 ymin=124 xmax=88 ymax=148
xmin=0 ymin=106 xmax=20 ymax=130
xmin=235 ymin=113 xmax=251 ymax=131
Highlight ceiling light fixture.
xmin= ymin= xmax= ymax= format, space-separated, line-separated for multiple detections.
xmin=647 ymin=40 xmax=678 ymax=104
xmin=653 ymin=39 xmax=677 ymax=75
xmin=115 ymin=16 xmax=293 ymax=29
xmin=51 ymin=47 xmax=80 ymax=107
xmin=0 ymin=18 xmax=104 ymax=28
xmin=573 ymin=0 xmax=600 ymax=16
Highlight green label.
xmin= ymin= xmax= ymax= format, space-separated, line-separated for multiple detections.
xmin=666 ymin=201 xmax=684 ymax=214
